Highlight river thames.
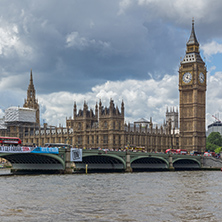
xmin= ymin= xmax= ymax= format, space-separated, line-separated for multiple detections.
xmin=0 ymin=170 xmax=222 ymax=222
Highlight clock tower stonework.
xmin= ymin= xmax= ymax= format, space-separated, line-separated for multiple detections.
xmin=179 ymin=20 xmax=207 ymax=152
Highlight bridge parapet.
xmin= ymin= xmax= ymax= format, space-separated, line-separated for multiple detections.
xmin=79 ymin=150 xmax=202 ymax=172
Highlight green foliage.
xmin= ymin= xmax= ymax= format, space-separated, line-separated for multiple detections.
xmin=206 ymin=141 xmax=219 ymax=151
xmin=207 ymin=132 xmax=222 ymax=146
xmin=206 ymin=132 xmax=222 ymax=152
xmin=215 ymin=147 xmax=222 ymax=154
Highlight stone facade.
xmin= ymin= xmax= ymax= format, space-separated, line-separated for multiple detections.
xmin=166 ymin=107 xmax=178 ymax=129
xmin=21 ymin=98 xmax=179 ymax=152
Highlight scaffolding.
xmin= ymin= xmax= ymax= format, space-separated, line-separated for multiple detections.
xmin=5 ymin=107 xmax=36 ymax=123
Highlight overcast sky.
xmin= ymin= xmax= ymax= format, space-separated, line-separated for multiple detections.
xmin=1 ymin=0 xmax=222 ymax=129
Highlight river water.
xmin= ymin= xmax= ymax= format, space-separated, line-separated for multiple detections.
xmin=0 ymin=170 xmax=222 ymax=222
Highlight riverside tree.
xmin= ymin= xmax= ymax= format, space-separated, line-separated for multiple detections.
xmin=206 ymin=132 xmax=222 ymax=153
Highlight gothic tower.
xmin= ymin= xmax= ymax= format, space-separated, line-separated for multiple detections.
xmin=23 ymin=70 xmax=40 ymax=124
xmin=179 ymin=20 xmax=207 ymax=152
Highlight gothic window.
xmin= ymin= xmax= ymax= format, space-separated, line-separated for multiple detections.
xmin=104 ymin=121 xmax=107 ymax=128
xmin=97 ymin=136 xmax=99 ymax=144
xmin=113 ymin=121 xmax=115 ymax=129
xmin=103 ymin=135 xmax=108 ymax=144
xmin=78 ymin=123 xmax=82 ymax=130
xmin=113 ymin=135 xmax=115 ymax=145
xmin=92 ymin=136 xmax=94 ymax=144
xmin=119 ymin=122 xmax=121 ymax=130
xmin=78 ymin=136 xmax=82 ymax=145
xmin=87 ymin=136 xmax=89 ymax=144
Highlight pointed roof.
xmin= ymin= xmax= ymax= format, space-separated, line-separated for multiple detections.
xmin=28 ymin=69 xmax=35 ymax=89
xmin=30 ymin=69 xmax=33 ymax=82
xmin=181 ymin=19 xmax=204 ymax=64
xmin=187 ymin=19 xmax=199 ymax=46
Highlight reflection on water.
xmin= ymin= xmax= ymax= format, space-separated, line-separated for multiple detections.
xmin=0 ymin=171 xmax=222 ymax=221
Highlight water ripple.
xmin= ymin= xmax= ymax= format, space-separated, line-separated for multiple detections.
xmin=0 ymin=171 xmax=222 ymax=221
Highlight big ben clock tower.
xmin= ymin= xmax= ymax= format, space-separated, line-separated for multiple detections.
xmin=179 ymin=20 xmax=207 ymax=152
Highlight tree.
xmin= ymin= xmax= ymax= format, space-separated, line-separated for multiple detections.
xmin=206 ymin=132 xmax=222 ymax=152
xmin=215 ymin=147 xmax=222 ymax=154
xmin=207 ymin=132 xmax=222 ymax=146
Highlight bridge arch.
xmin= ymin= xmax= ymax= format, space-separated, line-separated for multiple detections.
xmin=75 ymin=154 xmax=126 ymax=171
xmin=0 ymin=153 xmax=65 ymax=170
xmin=173 ymin=158 xmax=201 ymax=170
xmin=131 ymin=156 xmax=169 ymax=170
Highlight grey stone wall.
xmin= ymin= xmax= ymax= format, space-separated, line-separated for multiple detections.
xmin=203 ymin=157 xmax=222 ymax=168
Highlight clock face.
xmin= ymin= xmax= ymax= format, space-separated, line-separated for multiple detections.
xmin=199 ymin=72 xmax=205 ymax=83
xmin=182 ymin=72 xmax=192 ymax=83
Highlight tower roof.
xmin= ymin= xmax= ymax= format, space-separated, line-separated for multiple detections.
xmin=181 ymin=19 xmax=204 ymax=64
xmin=29 ymin=69 xmax=34 ymax=88
xmin=187 ymin=19 xmax=199 ymax=46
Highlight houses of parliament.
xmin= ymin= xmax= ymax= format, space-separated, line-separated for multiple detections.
xmin=0 ymin=21 xmax=206 ymax=152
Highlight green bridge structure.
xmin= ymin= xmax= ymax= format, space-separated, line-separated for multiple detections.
xmin=75 ymin=149 xmax=203 ymax=172
xmin=0 ymin=148 xmax=211 ymax=174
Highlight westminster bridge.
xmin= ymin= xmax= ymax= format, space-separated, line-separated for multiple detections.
xmin=1 ymin=147 xmax=222 ymax=174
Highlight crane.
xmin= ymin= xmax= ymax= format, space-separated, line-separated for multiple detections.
xmin=212 ymin=115 xmax=221 ymax=123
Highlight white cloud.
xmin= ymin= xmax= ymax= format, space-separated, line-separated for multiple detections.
xmin=0 ymin=23 xmax=32 ymax=58
xmin=0 ymin=26 xmax=19 ymax=55
xmin=207 ymin=71 xmax=222 ymax=126
xmin=37 ymin=74 xmax=178 ymax=126
xmin=201 ymin=41 xmax=222 ymax=58
xmin=66 ymin=31 xmax=88 ymax=49
xmin=118 ymin=0 xmax=133 ymax=15
xmin=66 ymin=31 xmax=111 ymax=52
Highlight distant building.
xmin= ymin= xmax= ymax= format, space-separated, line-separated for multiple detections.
xmin=206 ymin=121 xmax=222 ymax=137
xmin=166 ymin=107 xmax=179 ymax=129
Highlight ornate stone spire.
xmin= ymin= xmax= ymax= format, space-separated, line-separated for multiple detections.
xmin=27 ymin=69 xmax=35 ymax=100
xmin=23 ymin=70 xmax=40 ymax=124
xmin=187 ymin=18 xmax=199 ymax=46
